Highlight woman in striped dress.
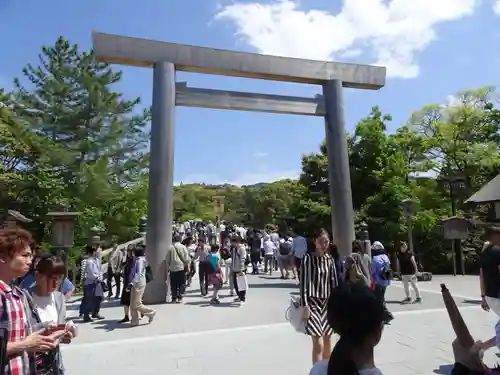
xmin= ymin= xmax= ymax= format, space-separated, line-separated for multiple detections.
xmin=300 ymin=228 xmax=338 ymax=365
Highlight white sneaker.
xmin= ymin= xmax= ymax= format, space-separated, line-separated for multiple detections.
xmin=147 ymin=311 xmax=156 ymax=323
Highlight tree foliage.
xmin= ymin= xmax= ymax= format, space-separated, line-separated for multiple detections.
xmin=1 ymin=37 xmax=499 ymax=273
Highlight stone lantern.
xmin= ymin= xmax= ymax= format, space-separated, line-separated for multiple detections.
xmin=359 ymin=222 xmax=369 ymax=241
xmin=46 ymin=212 xmax=80 ymax=249
xmin=359 ymin=221 xmax=371 ymax=257
xmin=402 ymin=199 xmax=418 ymax=252
xmin=440 ymin=216 xmax=470 ymax=276
xmin=46 ymin=211 xmax=80 ymax=275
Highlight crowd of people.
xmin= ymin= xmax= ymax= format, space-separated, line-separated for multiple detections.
xmin=165 ymin=221 xmax=500 ymax=375
xmin=303 ymin=225 xmax=500 ymax=375
xmin=76 ymin=243 xmax=155 ymax=326
xmin=2 ymin=222 xmax=500 ymax=375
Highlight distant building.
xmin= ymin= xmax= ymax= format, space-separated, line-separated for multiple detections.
xmin=466 ymin=174 xmax=500 ymax=223
xmin=0 ymin=209 xmax=32 ymax=230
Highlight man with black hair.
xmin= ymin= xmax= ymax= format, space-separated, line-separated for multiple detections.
xmin=229 ymin=235 xmax=247 ymax=303
xmin=107 ymin=244 xmax=124 ymax=299
xmin=194 ymin=238 xmax=210 ymax=296
xmin=248 ymin=229 xmax=262 ymax=274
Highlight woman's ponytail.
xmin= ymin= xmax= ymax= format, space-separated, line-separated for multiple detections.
xmin=327 ymin=336 xmax=358 ymax=375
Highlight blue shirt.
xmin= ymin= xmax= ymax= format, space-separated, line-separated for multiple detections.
xmin=129 ymin=260 xmax=137 ymax=283
xmin=19 ymin=272 xmax=36 ymax=290
xmin=371 ymin=254 xmax=391 ymax=286
xmin=84 ymin=256 xmax=102 ymax=285
xmin=60 ymin=278 xmax=74 ymax=294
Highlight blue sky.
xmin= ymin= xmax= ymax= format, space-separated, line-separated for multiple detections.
xmin=1 ymin=0 xmax=499 ymax=185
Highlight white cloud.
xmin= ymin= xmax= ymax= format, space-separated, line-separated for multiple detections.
xmin=176 ymin=169 xmax=299 ymax=186
xmin=252 ymin=151 xmax=269 ymax=158
xmin=494 ymin=0 xmax=500 ymax=14
xmin=443 ymin=94 xmax=463 ymax=107
xmin=215 ymin=0 xmax=478 ymax=78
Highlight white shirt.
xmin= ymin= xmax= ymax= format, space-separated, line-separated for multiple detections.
xmin=31 ymin=292 xmax=64 ymax=324
xmin=309 ymin=360 xmax=383 ymax=375
xmin=292 ymin=235 xmax=308 ymax=259
xmin=236 ymin=226 xmax=247 ymax=239
xmin=207 ymin=224 xmax=215 ymax=234
xmin=270 ymin=232 xmax=279 ymax=243
xmin=188 ymin=244 xmax=197 ymax=257
xmin=263 ymin=239 xmax=277 ymax=256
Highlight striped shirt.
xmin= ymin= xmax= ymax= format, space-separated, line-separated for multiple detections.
xmin=300 ymin=252 xmax=337 ymax=306
xmin=80 ymin=258 xmax=88 ymax=285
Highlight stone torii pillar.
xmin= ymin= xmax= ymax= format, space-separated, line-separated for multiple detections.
xmin=91 ymin=32 xmax=386 ymax=304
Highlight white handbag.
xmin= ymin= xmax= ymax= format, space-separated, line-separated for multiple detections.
xmin=236 ymin=274 xmax=248 ymax=291
xmin=286 ymin=296 xmax=306 ymax=333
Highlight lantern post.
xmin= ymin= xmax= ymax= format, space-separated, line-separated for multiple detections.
xmin=402 ymin=199 xmax=418 ymax=252
xmin=441 ymin=217 xmax=470 ymax=276
xmin=359 ymin=222 xmax=371 ymax=257
xmin=46 ymin=211 xmax=81 ymax=277
xmin=139 ymin=216 xmax=147 ymax=244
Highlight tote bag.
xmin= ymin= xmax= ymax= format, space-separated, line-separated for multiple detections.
xmin=285 ymin=296 xmax=306 ymax=333
xmin=236 ymin=273 xmax=248 ymax=291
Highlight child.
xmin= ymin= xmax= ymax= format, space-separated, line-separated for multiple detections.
xmin=207 ymin=245 xmax=223 ymax=304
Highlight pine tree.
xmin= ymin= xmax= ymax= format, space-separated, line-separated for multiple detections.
xmin=11 ymin=37 xmax=150 ymax=199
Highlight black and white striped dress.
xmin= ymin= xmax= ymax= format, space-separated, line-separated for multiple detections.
xmin=299 ymin=252 xmax=338 ymax=337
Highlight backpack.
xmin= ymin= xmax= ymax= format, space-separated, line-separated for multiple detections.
xmin=145 ymin=265 xmax=153 ymax=283
xmin=279 ymin=241 xmax=292 ymax=256
xmin=379 ymin=261 xmax=392 ymax=281
xmin=220 ymin=247 xmax=231 ymax=260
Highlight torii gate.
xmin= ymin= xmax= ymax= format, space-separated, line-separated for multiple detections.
xmin=91 ymin=32 xmax=386 ymax=304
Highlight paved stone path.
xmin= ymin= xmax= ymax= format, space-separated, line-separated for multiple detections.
xmin=62 ymin=274 xmax=500 ymax=375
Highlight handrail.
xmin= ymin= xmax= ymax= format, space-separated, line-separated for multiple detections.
xmin=100 ymin=237 xmax=145 ymax=273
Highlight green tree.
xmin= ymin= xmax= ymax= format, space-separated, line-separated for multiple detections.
xmin=4 ymin=37 xmax=151 ymax=246
xmin=11 ymin=37 xmax=150 ymax=200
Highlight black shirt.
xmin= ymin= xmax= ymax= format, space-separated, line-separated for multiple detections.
xmin=480 ymin=245 xmax=500 ymax=298
xmin=398 ymin=250 xmax=415 ymax=275
xmin=248 ymin=236 xmax=261 ymax=251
